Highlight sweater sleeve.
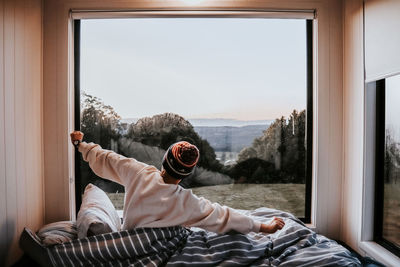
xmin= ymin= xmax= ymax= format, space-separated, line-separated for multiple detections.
xmin=180 ymin=192 xmax=261 ymax=234
xmin=78 ymin=142 xmax=148 ymax=186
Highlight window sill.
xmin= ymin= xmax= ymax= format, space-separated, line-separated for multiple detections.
xmin=305 ymin=223 xmax=316 ymax=231
xmin=359 ymin=241 xmax=400 ymax=266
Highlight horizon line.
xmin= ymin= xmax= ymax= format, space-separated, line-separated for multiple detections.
xmin=120 ymin=117 xmax=275 ymax=121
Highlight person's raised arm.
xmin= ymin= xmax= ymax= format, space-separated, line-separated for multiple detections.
xmin=70 ymin=131 xmax=147 ymax=186
xmin=176 ymin=191 xmax=284 ymax=234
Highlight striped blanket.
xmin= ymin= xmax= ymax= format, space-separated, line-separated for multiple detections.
xmin=46 ymin=208 xmax=361 ymax=266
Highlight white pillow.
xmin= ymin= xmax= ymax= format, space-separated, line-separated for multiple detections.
xmin=77 ymin=183 xmax=121 ymax=238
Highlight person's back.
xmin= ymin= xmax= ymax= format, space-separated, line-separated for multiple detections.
xmin=70 ymin=131 xmax=285 ymax=234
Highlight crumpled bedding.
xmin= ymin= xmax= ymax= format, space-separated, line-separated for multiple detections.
xmin=43 ymin=207 xmax=361 ymax=266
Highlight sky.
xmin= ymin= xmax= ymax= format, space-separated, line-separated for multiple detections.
xmin=81 ymin=18 xmax=307 ymax=121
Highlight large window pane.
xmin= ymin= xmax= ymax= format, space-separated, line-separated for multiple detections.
xmin=78 ymin=18 xmax=309 ymax=218
xmin=383 ymin=75 xmax=400 ymax=248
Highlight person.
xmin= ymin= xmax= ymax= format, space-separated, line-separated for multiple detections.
xmin=70 ymin=131 xmax=285 ymax=235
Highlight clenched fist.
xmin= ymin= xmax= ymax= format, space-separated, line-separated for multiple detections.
xmin=70 ymin=131 xmax=84 ymax=147
xmin=260 ymin=217 xmax=285 ymax=234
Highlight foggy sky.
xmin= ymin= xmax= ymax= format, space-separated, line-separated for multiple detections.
xmin=81 ymin=18 xmax=307 ymax=120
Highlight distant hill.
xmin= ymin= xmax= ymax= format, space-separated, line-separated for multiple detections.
xmin=121 ymin=117 xmax=272 ymax=153
xmin=121 ymin=117 xmax=272 ymax=127
xmin=188 ymin=118 xmax=272 ymax=127
xmin=194 ymin=124 xmax=270 ymax=153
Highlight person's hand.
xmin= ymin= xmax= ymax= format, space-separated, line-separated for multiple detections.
xmin=70 ymin=131 xmax=84 ymax=147
xmin=260 ymin=217 xmax=285 ymax=234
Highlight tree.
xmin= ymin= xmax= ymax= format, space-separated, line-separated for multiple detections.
xmin=79 ymin=92 xmax=124 ymax=193
xmin=81 ymin=92 xmax=122 ymax=149
xmin=127 ymin=113 xmax=223 ymax=172
xmin=385 ymin=130 xmax=400 ymax=184
xmin=229 ymin=158 xmax=277 ymax=184
xmin=236 ymin=109 xmax=306 ymax=183
xmin=237 ymin=147 xmax=257 ymax=162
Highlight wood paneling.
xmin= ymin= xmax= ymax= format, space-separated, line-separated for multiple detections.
xmin=326 ymin=0 xmax=343 ymax=239
xmin=0 ymin=0 xmax=6 ymax=264
xmin=0 ymin=0 xmax=44 ymax=265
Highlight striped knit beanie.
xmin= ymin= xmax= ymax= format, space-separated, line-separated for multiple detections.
xmin=162 ymin=141 xmax=200 ymax=179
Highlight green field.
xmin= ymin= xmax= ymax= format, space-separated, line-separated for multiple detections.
xmin=383 ymin=183 xmax=400 ymax=246
xmin=108 ymin=183 xmax=305 ymax=218
xmin=192 ymin=184 xmax=305 ymax=218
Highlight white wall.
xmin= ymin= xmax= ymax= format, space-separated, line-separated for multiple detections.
xmin=342 ymin=0 xmax=400 ymax=265
xmin=0 ymin=0 xmax=44 ymax=266
xmin=341 ymin=0 xmax=364 ymax=252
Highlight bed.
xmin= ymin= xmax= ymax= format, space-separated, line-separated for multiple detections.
xmin=20 ymin=207 xmax=362 ymax=266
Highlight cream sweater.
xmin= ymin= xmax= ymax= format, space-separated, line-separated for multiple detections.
xmin=79 ymin=142 xmax=261 ymax=234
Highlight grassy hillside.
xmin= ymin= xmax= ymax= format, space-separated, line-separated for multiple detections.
xmin=192 ymin=184 xmax=305 ymax=218
xmin=383 ymin=183 xmax=400 ymax=246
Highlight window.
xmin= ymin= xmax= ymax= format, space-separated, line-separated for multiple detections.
xmin=373 ymin=74 xmax=400 ymax=256
xmin=74 ymin=17 xmax=313 ymax=222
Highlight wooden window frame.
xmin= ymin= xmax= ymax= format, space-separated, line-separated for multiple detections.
xmin=73 ymin=14 xmax=314 ymax=223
